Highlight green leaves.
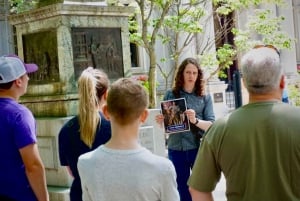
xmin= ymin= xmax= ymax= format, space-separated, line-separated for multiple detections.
xmin=200 ymin=44 xmax=236 ymax=78
xmin=288 ymin=84 xmax=300 ymax=106
xmin=233 ymin=9 xmax=293 ymax=52
xmin=9 ymin=0 xmax=38 ymax=13
xmin=213 ymin=0 xmax=285 ymax=15
xmin=163 ymin=15 xmax=203 ymax=33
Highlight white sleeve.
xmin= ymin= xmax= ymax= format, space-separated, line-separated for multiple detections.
xmin=78 ymin=157 xmax=92 ymax=201
xmin=161 ymin=162 xmax=180 ymax=201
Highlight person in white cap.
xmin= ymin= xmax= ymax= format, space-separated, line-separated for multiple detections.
xmin=0 ymin=55 xmax=49 ymax=201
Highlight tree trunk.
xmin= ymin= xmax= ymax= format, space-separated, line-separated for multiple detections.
xmin=148 ymin=49 xmax=157 ymax=108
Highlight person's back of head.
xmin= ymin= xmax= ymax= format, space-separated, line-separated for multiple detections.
xmin=78 ymin=67 xmax=109 ymax=147
xmin=0 ymin=55 xmax=38 ymax=92
xmin=241 ymin=46 xmax=282 ymax=94
xmin=107 ymin=78 xmax=148 ymax=125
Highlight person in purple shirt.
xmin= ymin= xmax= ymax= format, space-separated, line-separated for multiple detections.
xmin=58 ymin=67 xmax=111 ymax=201
xmin=0 ymin=55 xmax=49 ymax=201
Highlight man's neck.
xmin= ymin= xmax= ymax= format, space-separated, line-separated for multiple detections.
xmin=105 ymin=122 xmax=142 ymax=150
xmin=249 ymin=92 xmax=282 ymax=103
xmin=0 ymin=91 xmax=18 ymax=100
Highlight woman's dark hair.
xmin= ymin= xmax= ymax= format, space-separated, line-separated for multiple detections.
xmin=173 ymin=57 xmax=205 ymax=97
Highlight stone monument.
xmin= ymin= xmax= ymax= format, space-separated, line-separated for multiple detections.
xmin=9 ymin=1 xmax=133 ymax=117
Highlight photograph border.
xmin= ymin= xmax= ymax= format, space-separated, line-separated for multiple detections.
xmin=160 ymin=98 xmax=190 ymax=134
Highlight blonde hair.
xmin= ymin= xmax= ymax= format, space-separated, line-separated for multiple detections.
xmin=78 ymin=67 xmax=109 ymax=147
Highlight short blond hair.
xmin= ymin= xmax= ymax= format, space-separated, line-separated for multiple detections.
xmin=107 ymin=78 xmax=148 ymax=125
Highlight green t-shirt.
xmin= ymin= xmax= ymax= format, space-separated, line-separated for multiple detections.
xmin=188 ymin=101 xmax=300 ymax=201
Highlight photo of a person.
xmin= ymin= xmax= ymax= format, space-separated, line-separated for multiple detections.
xmin=160 ymin=98 xmax=190 ymax=134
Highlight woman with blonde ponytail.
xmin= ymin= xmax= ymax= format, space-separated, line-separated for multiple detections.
xmin=58 ymin=67 xmax=111 ymax=201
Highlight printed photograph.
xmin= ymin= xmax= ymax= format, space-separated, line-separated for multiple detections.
xmin=160 ymin=98 xmax=190 ymax=134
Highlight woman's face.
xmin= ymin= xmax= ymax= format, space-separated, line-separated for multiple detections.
xmin=183 ymin=63 xmax=198 ymax=87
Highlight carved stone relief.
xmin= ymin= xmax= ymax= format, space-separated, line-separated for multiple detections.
xmin=71 ymin=27 xmax=124 ymax=79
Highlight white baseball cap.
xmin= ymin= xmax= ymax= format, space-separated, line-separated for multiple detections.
xmin=0 ymin=54 xmax=38 ymax=84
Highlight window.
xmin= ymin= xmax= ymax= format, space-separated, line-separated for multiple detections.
xmin=130 ymin=42 xmax=139 ymax=67
xmin=129 ymin=13 xmax=145 ymax=72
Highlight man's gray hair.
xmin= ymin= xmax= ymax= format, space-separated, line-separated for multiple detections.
xmin=241 ymin=47 xmax=282 ymax=94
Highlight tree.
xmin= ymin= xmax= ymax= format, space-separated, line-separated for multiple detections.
xmin=158 ymin=0 xmax=206 ymax=88
xmin=9 ymin=0 xmax=37 ymax=13
xmin=129 ymin=0 xmax=176 ymax=108
xmin=130 ymin=0 xmax=292 ymax=108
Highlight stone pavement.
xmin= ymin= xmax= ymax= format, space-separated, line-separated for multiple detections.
xmin=212 ymin=174 xmax=226 ymax=201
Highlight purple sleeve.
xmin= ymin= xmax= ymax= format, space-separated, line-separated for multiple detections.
xmin=13 ymin=107 xmax=37 ymax=149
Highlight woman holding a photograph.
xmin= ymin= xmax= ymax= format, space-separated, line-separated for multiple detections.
xmin=156 ymin=57 xmax=215 ymax=201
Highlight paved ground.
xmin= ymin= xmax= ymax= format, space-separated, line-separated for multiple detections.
xmin=212 ymin=174 xmax=226 ymax=201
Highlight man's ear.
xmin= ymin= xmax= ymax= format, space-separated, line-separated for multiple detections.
xmin=14 ymin=78 xmax=22 ymax=87
xmin=279 ymin=75 xmax=285 ymax=89
xmin=102 ymin=104 xmax=110 ymax=120
xmin=140 ymin=109 xmax=149 ymax=124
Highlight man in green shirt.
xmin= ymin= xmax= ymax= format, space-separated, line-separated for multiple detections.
xmin=188 ymin=46 xmax=300 ymax=201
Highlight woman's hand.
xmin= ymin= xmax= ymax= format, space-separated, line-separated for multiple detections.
xmin=155 ymin=114 xmax=164 ymax=128
xmin=186 ymin=109 xmax=213 ymax=131
xmin=185 ymin=109 xmax=197 ymax=124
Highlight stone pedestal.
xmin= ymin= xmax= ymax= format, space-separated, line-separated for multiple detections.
xmin=9 ymin=3 xmax=133 ymax=117
xmin=35 ymin=117 xmax=72 ymax=201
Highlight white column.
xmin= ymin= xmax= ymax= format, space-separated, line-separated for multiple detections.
xmin=277 ymin=1 xmax=298 ymax=80
xmin=0 ymin=0 xmax=14 ymax=54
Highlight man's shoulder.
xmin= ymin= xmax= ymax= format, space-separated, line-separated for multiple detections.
xmin=78 ymin=145 xmax=101 ymax=163
xmin=6 ymin=102 xmax=35 ymax=122
xmin=274 ymin=103 xmax=300 ymax=119
xmin=143 ymin=151 xmax=175 ymax=171
xmin=8 ymin=100 xmax=32 ymax=115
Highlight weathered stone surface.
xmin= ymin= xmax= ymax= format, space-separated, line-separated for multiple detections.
xmin=9 ymin=4 xmax=133 ymax=117
xmin=20 ymin=94 xmax=78 ymax=117
xmin=37 ymin=117 xmax=73 ymax=187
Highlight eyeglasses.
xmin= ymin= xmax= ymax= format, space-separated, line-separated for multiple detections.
xmin=253 ymin=44 xmax=280 ymax=56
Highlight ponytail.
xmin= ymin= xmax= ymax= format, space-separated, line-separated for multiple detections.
xmin=78 ymin=67 xmax=107 ymax=147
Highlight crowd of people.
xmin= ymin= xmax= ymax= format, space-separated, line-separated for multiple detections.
xmin=1 ymin=45 xmax=300 ymax=201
